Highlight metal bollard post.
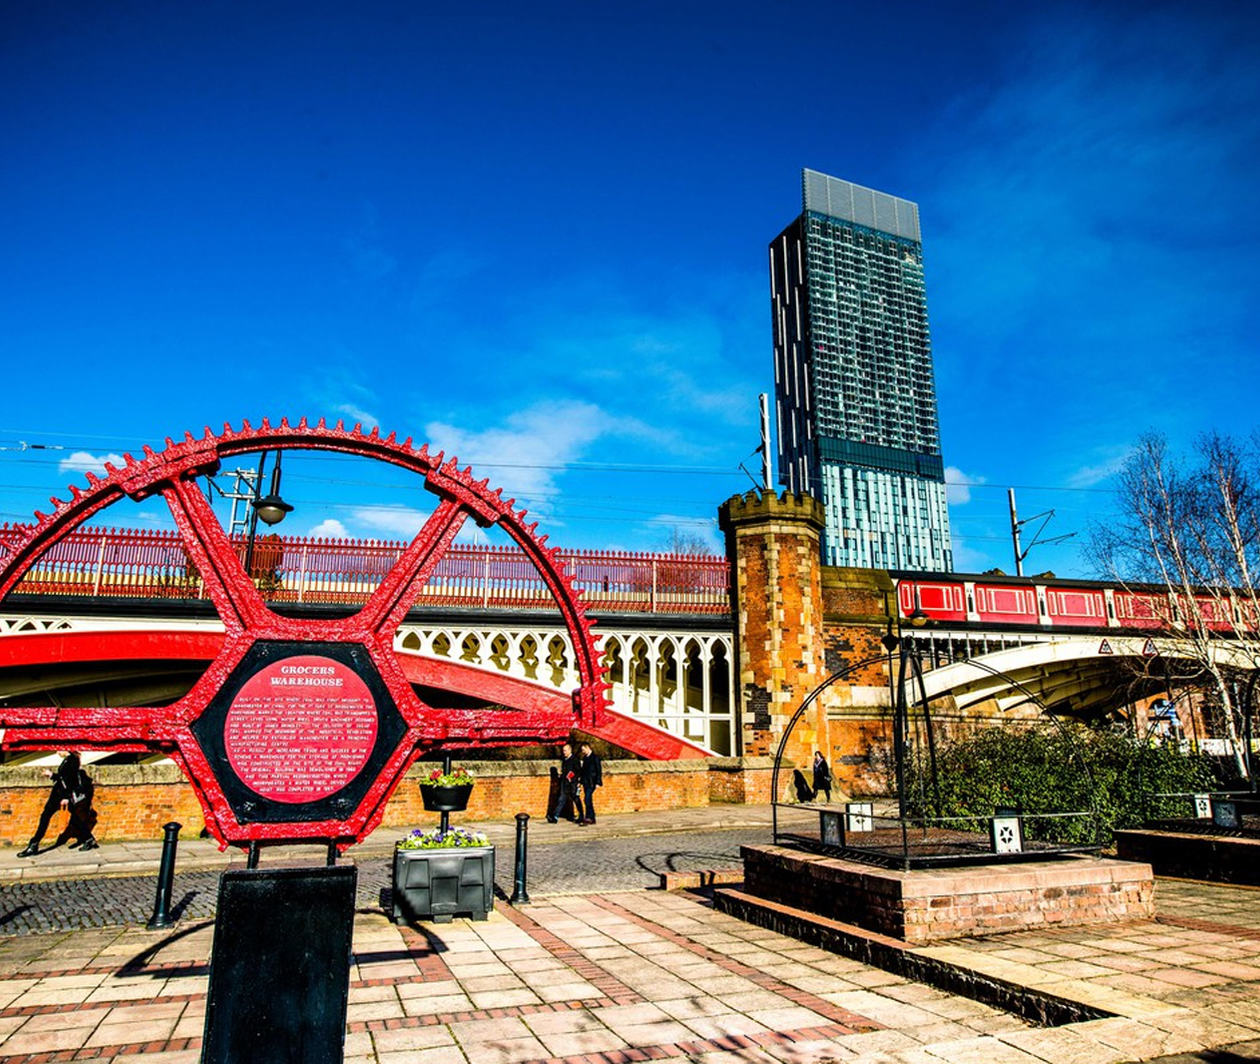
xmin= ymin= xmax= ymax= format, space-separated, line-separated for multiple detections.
xmin=146 ymin=821 xmax=182 ymax=930
xmin=509 ymin=812 xmax=530 ymax=905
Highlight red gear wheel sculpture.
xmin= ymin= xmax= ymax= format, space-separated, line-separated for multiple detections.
xmin=0 ymin=418 xmax=608 ymax=851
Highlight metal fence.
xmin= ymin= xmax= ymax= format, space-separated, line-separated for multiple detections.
xmin=1145 ymin=790 xmax=1260 ymax=838
xmin=0 ymin=524 xmax=731 ymax=615
xmin=773 ymin=802 xmax=1101 ymax=869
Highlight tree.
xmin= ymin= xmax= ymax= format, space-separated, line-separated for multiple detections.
xmin=660 ymin=526 xmax=714 ymax=556
xmin=1090 ymin=431 xmax=1260 ymax=778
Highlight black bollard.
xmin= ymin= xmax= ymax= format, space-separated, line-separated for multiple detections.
xmin=146 ymin=821 xmax=182 ymax=930
xmin=509 ymin=812 xmax=530 ymax=905
xmin=439 ymin=753 xmax=453 ymax=836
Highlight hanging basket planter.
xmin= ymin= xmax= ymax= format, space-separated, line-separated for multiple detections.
xmin=418 ymin=765 xmax=475 ymax=812
xmin=420 ymin=783 xmax=473 ymax=812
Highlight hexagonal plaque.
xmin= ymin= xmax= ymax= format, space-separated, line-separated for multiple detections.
xmin=191 ymin=640 xmax=407 ymax=825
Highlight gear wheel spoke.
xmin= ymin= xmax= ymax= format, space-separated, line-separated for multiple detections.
xmin=0 ymin=705 xmax=177 ymax=752
xmin=161 ymin=476 xmax=270 ymax=634
xmin=358 ymin=498 xmax=469 ymax=636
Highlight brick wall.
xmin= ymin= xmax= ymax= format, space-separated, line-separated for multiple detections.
xmin=0 ymin=757 xmax=776 ymax=846
xmin=742 ymin=844 xmax=1155 ymax=944
xmin=1115 ymin=828 xmax=1260 ymax=887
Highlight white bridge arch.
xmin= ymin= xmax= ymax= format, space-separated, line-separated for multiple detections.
xmin=908 ymin=630 xmax=1254 ymax=718
xmin=395 ymin=621 xmax=734 ymax=755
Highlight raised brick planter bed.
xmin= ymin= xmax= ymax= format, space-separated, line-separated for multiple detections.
xmin=1115 ymin=828 xmax=1260 ymax=886
xmin=740 ymin=844 xmax=1154 ymax=944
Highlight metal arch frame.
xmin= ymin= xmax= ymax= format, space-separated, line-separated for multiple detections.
xmin=0 ymin=417 xmax=611 ymax=850
xmin=770 ymin=641 xmax=1109 ymax=861
xmin=768 ymin=654 xmax=888 ymax=843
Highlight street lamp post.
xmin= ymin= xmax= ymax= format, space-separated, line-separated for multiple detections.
xmin=243 ymin=450 xmax=292 ymax=577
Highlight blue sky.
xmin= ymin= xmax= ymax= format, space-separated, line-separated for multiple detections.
xmin=2 ymin=1 xmax=1257 ymax=577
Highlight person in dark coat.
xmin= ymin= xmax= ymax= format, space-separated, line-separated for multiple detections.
xmin=17 ymin=751 xmax=98 ymax=857
xmin=812 ymin=751 xmax=833 ymax=803
xmin=577 ymin=742 xmax=603 ymax=825
xmin=546 ymin=742 xmax=582 ymax=823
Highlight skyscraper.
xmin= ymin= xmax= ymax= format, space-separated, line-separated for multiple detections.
xmin=770 ymin=169 xmax=952 ymax=571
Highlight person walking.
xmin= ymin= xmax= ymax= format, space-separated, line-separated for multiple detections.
xmin=17 ymin=751 xmax=98 ymax=857
xmin=577 ymin=742 xmax=603 ymax=825
xmin=546 ymin=741 xmax=582 ymax=823
xmin=812 ymin=750 xmax=833 ymax=803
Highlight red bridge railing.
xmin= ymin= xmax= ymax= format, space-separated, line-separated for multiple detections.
xmin=0 ymin=525 xmax=731 ymax=615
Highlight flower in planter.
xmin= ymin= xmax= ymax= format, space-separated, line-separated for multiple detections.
xmin=420 ymin=766 xmax=474 ymax=787
xmin=398 ymin=826 xmax=489 ymax=850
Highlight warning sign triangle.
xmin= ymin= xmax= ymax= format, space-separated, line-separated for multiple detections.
xmin=1141 ymin=639 xmax=1158 ymax=657
xmin=1098 ymin=639 xmax=1114 ymax=655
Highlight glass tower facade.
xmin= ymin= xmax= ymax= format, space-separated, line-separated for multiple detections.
xmin=770 ymin=169 xmax=952 ymax=571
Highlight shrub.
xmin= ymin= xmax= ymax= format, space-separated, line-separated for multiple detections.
xmin=904 ymin=723 xmax=1219 ymax=845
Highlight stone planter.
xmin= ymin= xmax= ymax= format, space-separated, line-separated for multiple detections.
xmin=391 ymin=845 xmax=495 ymax=924
xmin=420 ymin=783 xmax=472 ymax=812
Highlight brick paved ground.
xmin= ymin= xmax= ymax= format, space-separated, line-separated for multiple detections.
xmin=0 ymin=827 xmax=761 ymax=935
xmin=1 ymin=812 xmax=1259 ymax=1062
xmin=2 ymin=881 xmax=1259 ymax=1063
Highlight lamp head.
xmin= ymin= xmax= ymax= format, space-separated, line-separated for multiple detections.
xmin=253 ymin=493 xmax=293 ymax=526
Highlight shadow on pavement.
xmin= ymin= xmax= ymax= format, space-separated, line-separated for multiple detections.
xmin=633 ymin=850 xmax=743 ymax=876
xmin=118 ymin=919 xmax=214 ymax=977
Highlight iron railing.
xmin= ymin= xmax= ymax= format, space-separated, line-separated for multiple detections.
xmin=773 ymin=803 xmax=1102 ymax=869
xmin=1144 ymin=790 xmax=1260 ymax=838
xmin=0 ymin=524 xmax=731 ymax=615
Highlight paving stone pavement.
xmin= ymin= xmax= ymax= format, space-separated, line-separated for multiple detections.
xmin=1 ymin=812 xmax=1259 ymax=1063
xmin=0 ymin=828 xmax=763 ymax=935
xmin=2 ymin=882 xmax=1260 ymax=1064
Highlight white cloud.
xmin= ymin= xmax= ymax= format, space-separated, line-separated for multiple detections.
xmin=944 ymin=466 xmax=984 ymax=505
xmin=1067 ymin=449 xmax=1133 ymax=489
xmin=307 ymin=518 xmax=349 ymax=539
xmin=424 ymin=399 xmax=644 ymax=516
xmin=350 ymin=505 xmax=433 ymax=539
xmin=59 ymin=451 xmax=125 ymax=476
xmin=951 ymin=537 xmax=1000 ymax=575
xmin=335 ymin=403 xmax=380 ymax=430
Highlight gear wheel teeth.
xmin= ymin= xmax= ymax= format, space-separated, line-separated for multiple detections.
xmin=259 ymin=416 xmax=274 ymax=432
